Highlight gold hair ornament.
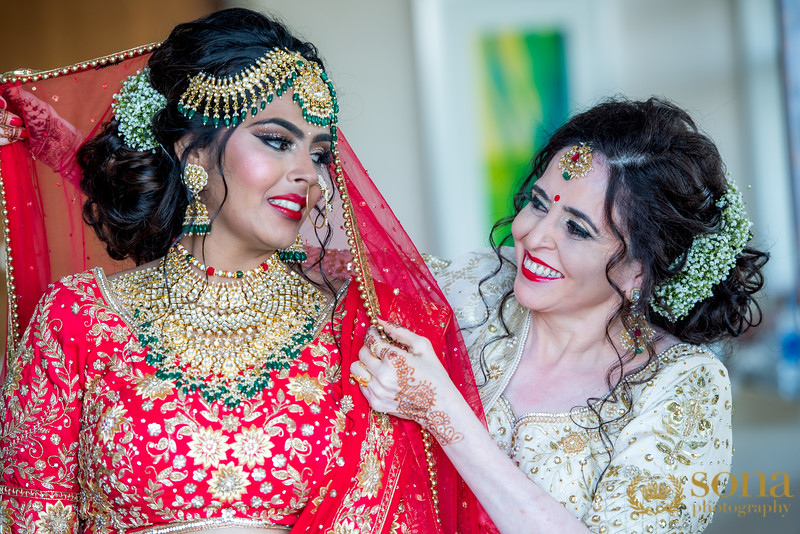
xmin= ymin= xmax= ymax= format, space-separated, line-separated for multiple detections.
xmin=558 ymin=142 xmax=594 ymax=180
xmin=177 ymin=47 xmax=338 ymax=129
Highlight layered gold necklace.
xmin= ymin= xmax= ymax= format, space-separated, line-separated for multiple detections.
xmin=111 ymin=245 xmax=326 ymax=406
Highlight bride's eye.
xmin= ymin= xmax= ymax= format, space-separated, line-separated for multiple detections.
xmin=311 ymin=149 xmax=333 ymax=165
xmin=259 ymin=134 xmax=294 ymax=151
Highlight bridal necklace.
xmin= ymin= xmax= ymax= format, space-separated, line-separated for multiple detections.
xmin=112 ymin=245 xmax=326 ymax=407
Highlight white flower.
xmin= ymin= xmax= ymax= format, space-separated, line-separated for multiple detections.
xmin=651 ymin=175 xmax=751 ymax=320
xmin=111 ymin=68 xmax=167 ymax=151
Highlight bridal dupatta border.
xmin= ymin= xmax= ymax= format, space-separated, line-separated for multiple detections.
xmin=0 ymin=43 xmax=161 ymax=85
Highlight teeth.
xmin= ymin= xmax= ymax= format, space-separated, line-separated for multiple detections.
xmin=524 ymin=256 xmax=563 ymax=279
xmin=269 ymin=198 xmax=301 ymax=211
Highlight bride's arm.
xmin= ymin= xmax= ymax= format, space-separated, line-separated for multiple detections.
xmin=351 ymin=321 xmax=590 ymax=534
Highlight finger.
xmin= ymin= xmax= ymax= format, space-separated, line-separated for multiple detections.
xmin=375 ymin=340 xmax=404 ymax=360
xmin=0 ymin=124 xmax=26 ymax=142
xmin=363 ymin=326 xmax=383 ymax=353
xmin=379 ymin=319 xmax=431 ymax=355
xmin=348 ymin=364 xmax=372 ymax=388
xmin=0 ymin=109 xmax=19 ymax=125
xmin=357 ymin=348 xmax=384 ymax=376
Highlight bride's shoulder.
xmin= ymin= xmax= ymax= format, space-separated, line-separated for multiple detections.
xmin=104 ymin=258 xmax=161 ymax=281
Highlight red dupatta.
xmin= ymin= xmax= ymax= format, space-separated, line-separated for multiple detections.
xmin=0 ymin=46 xmax=491 ymax=533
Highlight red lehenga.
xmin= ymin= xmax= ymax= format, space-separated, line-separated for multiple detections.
xmin=0 ymin=48 xmax=491 ymax=533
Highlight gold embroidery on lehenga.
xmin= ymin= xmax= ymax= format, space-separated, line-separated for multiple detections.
xmin=33 ymin=501 xmax=77 ymax=533
xmin=329 ymin=412 xmax=394 ymax=532
xmin=0 ymin=270 xmax=358 ymax=530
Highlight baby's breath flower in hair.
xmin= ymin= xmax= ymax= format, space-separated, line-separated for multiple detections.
xmin=111 ymin=68 xmax=166 ymax=151
xmin=651 ymin=175 xmax=752 ymax=320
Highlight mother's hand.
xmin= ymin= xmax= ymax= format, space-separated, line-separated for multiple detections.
xmin=350 ymin=321 xmax=464 ymax=445
xmin=0 ymin=96 xmax=27 ymax=146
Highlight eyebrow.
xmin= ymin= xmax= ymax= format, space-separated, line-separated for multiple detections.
xmin=531 ymin=184 xmax=599 ymax=234
xmin=251 ymin=118 xmax=332 ymax=144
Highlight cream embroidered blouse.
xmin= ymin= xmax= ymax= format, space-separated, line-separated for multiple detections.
xmin=435 ymin=249 xmax=733 ymax=534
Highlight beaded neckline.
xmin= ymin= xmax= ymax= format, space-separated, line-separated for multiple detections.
xmin=500 ymin=343 xmax=698 ymax=424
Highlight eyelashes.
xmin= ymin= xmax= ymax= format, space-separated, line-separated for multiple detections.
xmin=258 ymin=133 xmax=332 ymax=165
xmin=313 ymin=150 xmax=334 ymax=166
xmin=567 ymin=220 xmax=591 ymax=239
xmin=258 ymin=133 xmax=293 ymax=151
xmin=526 ymin=192 xmax=593 ymax=240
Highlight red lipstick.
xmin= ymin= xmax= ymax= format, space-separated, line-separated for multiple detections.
xmin=268 ymin=194 xmax=306 ymax=221
xmin=520 ymin=252 xmax=563 ymax=283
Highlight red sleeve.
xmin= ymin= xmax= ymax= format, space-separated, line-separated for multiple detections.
xmin=0 ymin=280 xmax=86 ymax=532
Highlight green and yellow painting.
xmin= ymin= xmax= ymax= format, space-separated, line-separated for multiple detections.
xmin=475 ymin=29 xmax=568 ymax=240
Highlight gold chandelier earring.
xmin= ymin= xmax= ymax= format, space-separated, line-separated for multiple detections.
xmin=620 ymin=288 xmax=655 ymax=354
xmin=278 ymin=235 xmax=307 ymax=264
xmin=182 ymin=163 xmax=211 ymax=236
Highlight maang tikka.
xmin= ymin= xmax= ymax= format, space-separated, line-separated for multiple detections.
xmin=558 ymin=142 xmax=593 ymax=181
xmin=620 ymin=288 xmax=655 ymax=354
xmin=182 ymin=163 xmax=211 ymax=236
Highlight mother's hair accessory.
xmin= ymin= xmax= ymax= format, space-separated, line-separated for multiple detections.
xmin=650 ymin=175 xmax=752 ymax=320
xmin=558 ymin=142 xmax=593 ymax=180
xmin=177 ymin=48 xmax=338 ymax=130
xmin=111 ymin=68 xmax=167 ymax=151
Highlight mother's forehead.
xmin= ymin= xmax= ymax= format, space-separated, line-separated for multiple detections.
xmin=542 ymin=150 xmax=610 ymax=190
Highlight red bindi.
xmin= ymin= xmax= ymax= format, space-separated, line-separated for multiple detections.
xmin=554 ymin=195 xmax=561 ymax=202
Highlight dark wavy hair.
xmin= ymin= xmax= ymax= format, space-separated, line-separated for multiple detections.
xmin=478 ymin=97 xmax=768 ymax=450
xmin=78 ymin=8 xmax=326 ymax=265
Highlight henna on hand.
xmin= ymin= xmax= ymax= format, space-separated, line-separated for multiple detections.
xmin=426 ymin=411 xmax=462 ymax=445
xmin=384 ymin=344 xmax=463 ymax=445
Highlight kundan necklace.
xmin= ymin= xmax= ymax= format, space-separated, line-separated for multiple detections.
xmin=111 ymin=245 xmax=326 ymax=407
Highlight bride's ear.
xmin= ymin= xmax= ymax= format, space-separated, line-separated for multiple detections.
xmin=174 ymin=135 xmax=189 ymax=161
xmin=173 ymin=134 xmax=202 ymax=165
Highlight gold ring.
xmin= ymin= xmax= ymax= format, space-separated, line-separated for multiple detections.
xmin=351 ymin=373 xmax=371 ymax=387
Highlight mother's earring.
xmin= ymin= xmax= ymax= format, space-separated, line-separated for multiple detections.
xmin=620 ymin=288 xmax=655 ymax=354
xmin=182 ymin=163 xmax=211 ymax=236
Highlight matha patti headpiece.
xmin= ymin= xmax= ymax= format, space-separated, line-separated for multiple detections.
xmin=177 ymin=48 xmax=338 ymax=130
xmin=558 ymin=142 xmax=593 ymax=180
